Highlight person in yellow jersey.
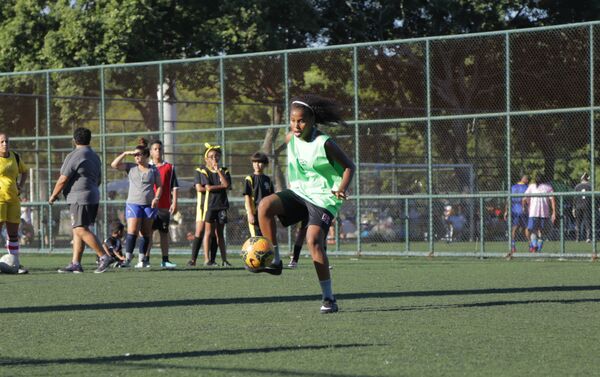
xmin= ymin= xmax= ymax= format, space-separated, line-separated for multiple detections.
xmin=258 ymin=95 xmax=355 ymax=313
xmin=0 ymin=133 xmax=28 ymax=274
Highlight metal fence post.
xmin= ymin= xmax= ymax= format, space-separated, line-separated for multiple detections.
xmin=479 ymin=197 xmax=485 ymax=258
xmin=506 ymin=32 xmax=513 ymax=255
xmin=426 ymin=40 xmax=434 ymax=254
xmin=45 ymin=72 xmax=53 ymax=251
xmin=590 ymin=24 xmax=596 ymax=258
xmin=353 ymin=46 xmax=361 ymax=256
xmin=99 ymin=67 xmax=108 ymax=239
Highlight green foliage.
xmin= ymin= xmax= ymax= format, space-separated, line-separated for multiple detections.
xmin=0 ymin=1 xmax=598 ymax=191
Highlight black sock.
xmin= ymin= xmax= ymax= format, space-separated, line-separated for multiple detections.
xmin=162 ymin=255 xmax=169 ymax=263
xmin=210 ymin=236 xmax=218 ymax=263
xmin=138 ymin=236 xmax=146 ymax=256
xmin=141 ymin=236 xmax=150 ymax=261
xmin=293 ymin=244 xmax=302 ymax=262
xmin=191 ymin=236 xmax=202 ymax=261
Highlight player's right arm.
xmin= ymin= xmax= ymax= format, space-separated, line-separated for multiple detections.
xmin=111 ymin=151 xmax=136 ymax=170
xmin=194 ymin=169 xmax=207 ymax=193
xmin=49 ymin=175 xmax=69 ymax=204
xmin=244 ymin=195 xmax=256 ymax=225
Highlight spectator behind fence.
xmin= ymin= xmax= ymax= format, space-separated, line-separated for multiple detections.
xmin=504 ymin=175 xmax=529 ymax=259
xmin=523 ymin=174 xmax=556 ymax=253
xmin=573 ymin=173 xmax=592 ymax=243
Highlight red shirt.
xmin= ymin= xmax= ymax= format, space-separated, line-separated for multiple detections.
xmin=152 ymin=161 xmax=178 ymax=209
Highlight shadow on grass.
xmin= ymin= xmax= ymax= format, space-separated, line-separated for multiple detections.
xmin=3 ymin=285 xmax=600 ymax=314
xmin=0 ymin=343 xmax=374 ymax=376
xmin=345 ymin=297 xmax=600 ymax=313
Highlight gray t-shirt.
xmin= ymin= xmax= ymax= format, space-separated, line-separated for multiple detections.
xmin=574 ymin=181 xmax=592 ymax=209
xmin=60 ymin=146 xmax=102 ymax=205
xmin=124 ymin=163 xmax=161 ymax=205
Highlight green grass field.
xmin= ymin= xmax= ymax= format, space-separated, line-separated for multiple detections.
xmin=2 ymin=255 xmax=600 ymax=376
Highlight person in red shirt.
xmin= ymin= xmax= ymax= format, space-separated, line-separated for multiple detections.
xmin=138 ymin=139 xmax=179 ymax=268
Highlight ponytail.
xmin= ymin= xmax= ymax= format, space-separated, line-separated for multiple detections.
xmin=291 ymin=95 xmax=347 ymax=127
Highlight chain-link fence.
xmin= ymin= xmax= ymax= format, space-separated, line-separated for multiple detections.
xmin=3 ymin=21 xmax=600 ymax=258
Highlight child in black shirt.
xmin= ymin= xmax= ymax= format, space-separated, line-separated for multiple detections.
xmin=200 ymin=143 xmax=232 ymax=266
xmin=243 ymin=152 xmax=275 ymax=237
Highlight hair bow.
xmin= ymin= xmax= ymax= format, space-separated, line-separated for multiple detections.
xmin=204 ymin=142 xmax=222 ymax=158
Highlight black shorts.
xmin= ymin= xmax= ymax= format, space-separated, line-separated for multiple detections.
xmin=70 ymin=203 xmax=99 ymax=228
xmin=205 ymin=209 xmax=228 ymax=224
xmin=152 ymin=208 xmax=171 ymax=233
xmin=276 ymin=189 xmax=334 ymax=234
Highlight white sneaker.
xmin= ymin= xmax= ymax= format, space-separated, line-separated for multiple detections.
xmin=288 ymin=259 xmax=298 ymax=269
xmin=135 ymin=261 xmax=151 ymax=269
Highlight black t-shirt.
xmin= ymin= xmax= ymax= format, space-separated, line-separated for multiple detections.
xmin=103 ymin=236 xmax=123 ymax=258
xmin=199 ymin=167 xmax=231 ymax=210
xmin=243 ymin=174 xmax=275 ymax=214
xmin=574 ymin=182 xmax=592 ymax=209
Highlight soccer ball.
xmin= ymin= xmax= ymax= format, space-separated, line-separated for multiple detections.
xmin=0 ymin=254 xmax=18 ymax=274
xmin=241 ymin=236 xmax=275 ymax=270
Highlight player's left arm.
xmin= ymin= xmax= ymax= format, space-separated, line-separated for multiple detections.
xmin=152 ymin=171 xmax=163 ymax=209
xmin=325 ymin=139 xmax=355 ymax=200
xmin=170 ymin=167 xmax=179 ymax=214
xmin=17 ymin=158 xmax=27 ymax=195
xmin=550 ymin=195 xmax=557 ymax=223
xmin=49 ymin=175 xmax=69 ymax=204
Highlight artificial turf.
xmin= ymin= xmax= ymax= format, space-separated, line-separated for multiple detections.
xmin=1 ymin=254 xmax=600 ymax=376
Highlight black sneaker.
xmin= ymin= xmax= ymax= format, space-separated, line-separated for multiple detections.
xmin=320 ymin=298 xmax=339 ymax=314
xmin=95 ymin=255 xmax=115 ymax=274
xmin=262 ymin=260 xmax=283 ymax=276
xmin=221 ymin=260 xmax=232 ymax=267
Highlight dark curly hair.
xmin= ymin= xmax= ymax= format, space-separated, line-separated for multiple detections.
xmin=73 ymin=127 xmax=92 ymax=145
xmin=291 ymin=94 xmax=347 ymax=127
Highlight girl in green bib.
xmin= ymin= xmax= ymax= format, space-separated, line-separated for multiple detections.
xmin=258 ymin=95 xmax=355 ymax=313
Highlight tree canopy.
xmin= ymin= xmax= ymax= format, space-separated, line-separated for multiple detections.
xmin=0 ymin=0 xmax=598 ymax=192
xmin=0 ymin=0 xmax=597 ymax=71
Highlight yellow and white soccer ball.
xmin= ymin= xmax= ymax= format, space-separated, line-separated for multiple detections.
xmin=0 ymin=254 xmax=19 ymax=274
xmin=241 ymin=236 xmax=275 ymax=271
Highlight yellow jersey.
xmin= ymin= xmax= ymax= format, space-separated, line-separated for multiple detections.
xmin=0 ymin=152 xmax=27 ymax=203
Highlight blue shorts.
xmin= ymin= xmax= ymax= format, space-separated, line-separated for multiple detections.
xmin=527 ymin=217 xmax=548 ymax=231
xmin=511 ymin=213 xmax=528 ymax=228
xmin=125 ymin=203 xmax=158 ymax=220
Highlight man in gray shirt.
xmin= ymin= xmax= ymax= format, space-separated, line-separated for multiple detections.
xmin=49 ymin=127 xmax=113 ymax=273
